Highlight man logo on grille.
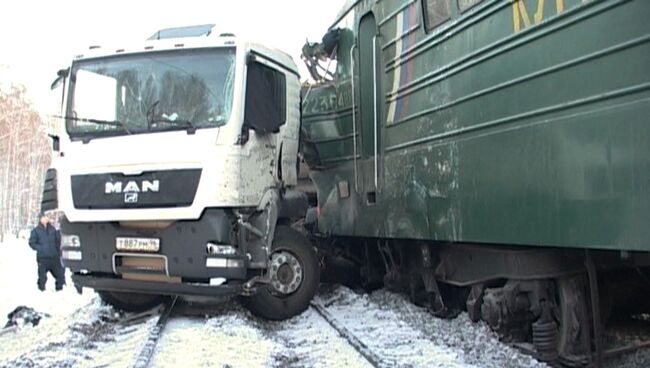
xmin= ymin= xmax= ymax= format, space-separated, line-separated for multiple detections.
xmin=124 ymin=193 xmax=139 ymax=203
xmin=105 ymin=180 xmax=160 ymax=194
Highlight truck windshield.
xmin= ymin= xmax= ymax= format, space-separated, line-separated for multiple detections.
xmin=66 ymin=47 xmax=235 ymax=139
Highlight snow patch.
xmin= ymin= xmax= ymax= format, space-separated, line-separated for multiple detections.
xmin=365 ymin=289 xmax=548 ymax=368
xmin=316 ymin=287 xmax=474 ymax=368
xmin=153 ymin=311 xmax=277 ymax=367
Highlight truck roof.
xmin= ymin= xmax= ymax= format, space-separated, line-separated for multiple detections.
xmin=72 ymin=32 xmax=298 ymax=75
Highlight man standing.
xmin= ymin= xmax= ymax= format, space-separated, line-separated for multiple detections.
xmin=28 ymin=213 xmax=66 ymax=291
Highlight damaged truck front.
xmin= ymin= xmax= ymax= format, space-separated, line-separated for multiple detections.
xmin=47 ymin=26 xmax=318 ymax=320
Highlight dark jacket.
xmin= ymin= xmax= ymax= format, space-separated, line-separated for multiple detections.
xmin=28 ymin=224 xmax=61 ymax=259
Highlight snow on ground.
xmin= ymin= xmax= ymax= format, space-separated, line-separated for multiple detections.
xmin=0 ymin=237 xmax=156 ymax=368
xmin=0 ymin=236 xmax=94 ymax=324
xmin=266 ymin=307 xmax=373 ymax=367
xmin=0 ymin=236 xmax=376 ymax=368
xmin=315 ymin=289 xmax=471 ymax=367
xmin=153 ymin=287 xmax=546 ymax=368
xmin=152 ymin=310 xmax=278 ymax=367
xmin=0 ymin=235 xmax=537 ymax=368
xmin=3 ymin=234 xmax=641 ymax=368
xmin=152 ymin=304 xmax=373 ymax=368
xmin=315 ymin=286 xmax=546 ymax=368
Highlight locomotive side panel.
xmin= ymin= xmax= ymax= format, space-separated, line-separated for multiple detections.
xmin=305 ymin=0 xmax=650 ymax=251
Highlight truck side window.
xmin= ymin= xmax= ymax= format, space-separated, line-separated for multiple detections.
xmin=423 ymin=0 xmax=451 ymax=32
xmin=244 ymin=61 xmax=286 ymax=134
xmin=458 ymin=0 xmax=483 ymax=12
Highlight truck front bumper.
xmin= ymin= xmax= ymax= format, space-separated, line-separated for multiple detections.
xmin=71 ymin=273 xmax=242 ymax=297
xmin=60 ymin=209 xmax=258 ymax=290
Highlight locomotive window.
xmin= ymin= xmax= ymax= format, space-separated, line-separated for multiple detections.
xmin=458 ymin=0 xmax=483 ymax=12
xmin=423 ymin=0 xmax=451 ymax=32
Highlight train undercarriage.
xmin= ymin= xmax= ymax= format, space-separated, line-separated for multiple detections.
xmin=318 ymin=237 xmax=650 ymax=367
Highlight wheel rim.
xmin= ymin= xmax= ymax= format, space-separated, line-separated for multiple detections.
xmin=270 ymin=250 xmax=304 ymax=295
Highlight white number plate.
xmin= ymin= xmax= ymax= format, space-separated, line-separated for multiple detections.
xmin=116 ymin=237 xmax=160 ymax=252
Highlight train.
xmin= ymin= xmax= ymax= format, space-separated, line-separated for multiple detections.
xmin=300 ymin=0 xmax=650 ymax=366
xmin=42 ymin=1 xmax=649 ymax=366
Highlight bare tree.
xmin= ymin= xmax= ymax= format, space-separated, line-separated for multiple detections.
xmin=0 ymin=83 xmax=51 ymax=239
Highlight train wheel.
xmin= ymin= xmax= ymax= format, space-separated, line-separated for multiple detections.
xmin=97 ymin=290 xmax=164 ymax=312
xmin=242 ymin=225 xmax=319 ymax=320
xmin=555 ymin=275 xmax=593 ymax=366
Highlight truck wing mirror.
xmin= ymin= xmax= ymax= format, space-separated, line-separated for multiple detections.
xmin=48 ymin=134 xmax=60 ymax=152
xmin=50 ymin=68 xmax=70 ymax=90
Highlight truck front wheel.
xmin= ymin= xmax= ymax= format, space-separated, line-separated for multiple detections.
xmin=242 ymin=225 xmax=319 ymax=320
xmin=97 ymin=290 xmax=164 ymax=312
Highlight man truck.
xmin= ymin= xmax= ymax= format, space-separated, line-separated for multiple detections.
xmin=47 ymin=25 xmax=318 ymax=320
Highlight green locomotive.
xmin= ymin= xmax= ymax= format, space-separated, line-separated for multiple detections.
xmin=301 ymin=0 xmax=650 ymax=365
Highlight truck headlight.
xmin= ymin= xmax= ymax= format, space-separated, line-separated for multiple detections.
xmin=206 ymin=242 xmax=237 ymax=255
xmin=62 ymin=234 xmax=81 ymax=248
xmin=205 ymin=258 xmax=243 ymax=268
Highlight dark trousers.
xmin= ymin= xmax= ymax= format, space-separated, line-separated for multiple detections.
xmin=37 ymin=257 xmax=66 ymax=290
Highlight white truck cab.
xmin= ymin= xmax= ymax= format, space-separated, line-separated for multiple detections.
xmin=47 ymin=25 xmax=318 ymax=319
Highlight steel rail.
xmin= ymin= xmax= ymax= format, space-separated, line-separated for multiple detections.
xmin=132 ymin=296 xmax=178 ymax=368
xmin=311 ymin=300 xmax=393 ymax=368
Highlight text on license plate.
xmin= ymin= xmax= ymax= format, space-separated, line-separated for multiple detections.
xmin=116 ymin=237 xmax=160 ymax=252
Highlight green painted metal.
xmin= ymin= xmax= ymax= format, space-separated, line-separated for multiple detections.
xmin=359 ymin=14 xmax=378 ymax=159
xmin=301 ymin=0 xmax=650 ymax=251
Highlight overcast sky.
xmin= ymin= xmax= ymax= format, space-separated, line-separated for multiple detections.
xmin=0 ymin=0 xmax=346 ymax=115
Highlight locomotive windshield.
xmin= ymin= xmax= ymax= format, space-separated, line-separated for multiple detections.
xmin=66 ymin=47 xmax=236 ymax=139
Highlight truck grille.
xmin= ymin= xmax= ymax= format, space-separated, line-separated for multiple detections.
xmin=113 ymin=254 xmax=181 ymax=283
xmin=71 ymin=169 xmax=201 ymax=209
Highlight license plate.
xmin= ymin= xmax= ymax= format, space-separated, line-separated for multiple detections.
xmin=116 ymin=237 xmax=160 ymax=252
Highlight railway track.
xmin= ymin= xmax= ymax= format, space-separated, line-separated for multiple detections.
xmin=124 ymin=298 xmax=381 ymax=367
xmin=310 ymin=300 xmax=391 ymax=368
xmin=123 ymin=294 xmax=401 ymax=368
xmin=4 ymin=286 xmax=649 ymax=368
xmin=122 ymin=298 xmax=650 ymax=368
xmin=599 ymin=315 xmax=650 ymax=368
xmin=130 ymin=296 xmax=178 ymax=368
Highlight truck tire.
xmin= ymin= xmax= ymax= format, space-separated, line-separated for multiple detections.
xmin=97 ymin=290 xmax=164 ymax=312
xmin=242 ymin=225 xmax=319 ymax=320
